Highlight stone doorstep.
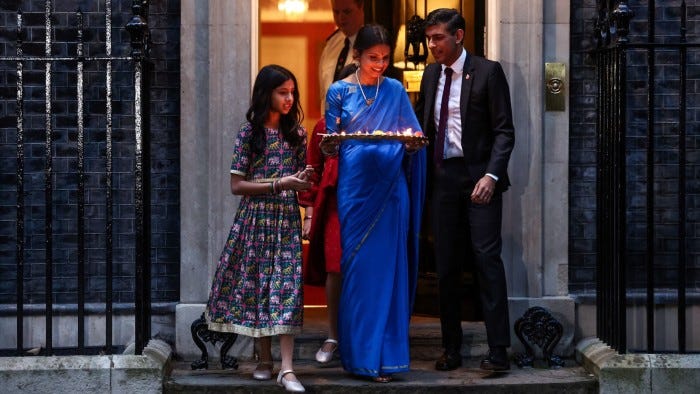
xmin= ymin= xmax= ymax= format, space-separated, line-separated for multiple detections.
xmin=165 ymin=359 xmax=597 ymax=394
xmin=170 ymin=313 xmax=596 ymax=393
xmin=0 ymin=339 xmax=172 ymax=394
xmin=575 ymin=337 xmax=700 ymax=393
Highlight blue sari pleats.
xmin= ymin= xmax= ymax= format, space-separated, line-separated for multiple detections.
xmin=337 ymin=141 xmax=412 ymax=376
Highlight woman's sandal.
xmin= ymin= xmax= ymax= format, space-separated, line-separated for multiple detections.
xmin=373 ymin=375 xmax=393 ymax=383
xmin=315 ymin=338 xmax=338 ymax=363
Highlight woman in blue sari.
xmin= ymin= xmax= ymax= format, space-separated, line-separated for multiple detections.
xmin=323 ymin=24 xmax=426 ymax=382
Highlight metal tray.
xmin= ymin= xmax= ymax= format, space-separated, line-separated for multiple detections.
xmin=319 ymin=132 xmax=428 ymax=145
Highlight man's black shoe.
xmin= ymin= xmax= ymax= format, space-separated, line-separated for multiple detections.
xmin=435 ymin=351 xmax=462 ymax=371
xmin=480 ymin=347 xmax=510 ymax=371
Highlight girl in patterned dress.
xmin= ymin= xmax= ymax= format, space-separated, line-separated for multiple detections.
xmin=205 ymin=64 xmax=313 ymax=392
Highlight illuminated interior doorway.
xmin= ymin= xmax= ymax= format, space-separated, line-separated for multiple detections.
xmin=257 ymin=1 xmax=485 ymax=316
xmin=258 ymin=0 xmax=335 ymax=133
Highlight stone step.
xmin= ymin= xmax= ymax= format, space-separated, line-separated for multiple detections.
xmin=169 ymin=308 xmax=596 ymax=393
xmin=164 ymin=359 xmax=598 ymax=393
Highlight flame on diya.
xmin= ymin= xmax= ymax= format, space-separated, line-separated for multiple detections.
xmin=320 ymin=129 xmax=426 ymax=140
xmin=318 ymin=129 xmax=428 ymax=156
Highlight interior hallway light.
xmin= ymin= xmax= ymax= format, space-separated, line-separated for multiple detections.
xmin=278 ymin=0 xmax=309 ymax=15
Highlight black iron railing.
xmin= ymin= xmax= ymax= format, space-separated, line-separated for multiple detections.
xmin=593 ymin=0 xmax=699 ymax=353
xmin=0 ymin=0 xmax=152 ymax=356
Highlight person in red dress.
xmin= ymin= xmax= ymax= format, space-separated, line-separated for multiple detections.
xmin=299 ymin=117 xmax=342 ymax=364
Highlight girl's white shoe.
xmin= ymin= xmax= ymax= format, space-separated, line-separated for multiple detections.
xmin=277 ymin=370 xmax=305 ymax=392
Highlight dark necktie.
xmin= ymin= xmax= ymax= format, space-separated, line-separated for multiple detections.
xmin=435 ymin=67 xmax=453 ymax=166
xmin=333 ymin=37 xmax=350 ymax=82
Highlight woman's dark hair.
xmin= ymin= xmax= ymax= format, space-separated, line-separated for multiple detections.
xmin=341 ymin=24 xmax=393 ymax=76
xmin=353 ymin=23 xmax=393 ymax=56
xmin=246 ymin=64 xmax=304 ymax=154
xmin=425 ymin=8 xmax=466 ymax=36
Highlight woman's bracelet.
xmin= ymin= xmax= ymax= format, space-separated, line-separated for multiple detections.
xmin=269 ymin=182 xmax=275 ymax=194
xmin=304 ymin=215 xmax=312 ymax=220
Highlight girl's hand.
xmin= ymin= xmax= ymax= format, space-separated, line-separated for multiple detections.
xmin=297 ymin=165 xmax=314 ymax=181
xmin=301 ymin=217 xmax=311 ymax=239
xmin=279 ymin=174 xmax=312 ymax=191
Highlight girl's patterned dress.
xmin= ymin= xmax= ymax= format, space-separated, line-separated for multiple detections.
xmin=205 ymin=122 xmax=306 ymax=337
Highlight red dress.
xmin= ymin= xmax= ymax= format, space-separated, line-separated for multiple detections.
xmin=298 ymin=119 xmax=341 ymax=286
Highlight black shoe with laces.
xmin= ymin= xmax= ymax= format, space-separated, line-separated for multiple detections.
xmin=480 ymin=346 xmax=510 ymax=371
xmin=435 ymin=350 xmax=462 ymax=371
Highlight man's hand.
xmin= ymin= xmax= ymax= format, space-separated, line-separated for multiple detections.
xmin=471 ymin=176 xmax=496 ymax=204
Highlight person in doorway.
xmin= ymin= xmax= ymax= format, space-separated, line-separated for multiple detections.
xmin=415 ymin=8 xmax=515 ymax=372
xmin=298 ymin=117 xmax=342 ymax=365
xmin=205 ymin=64 xmax=313 ymax=392
xmin=318 ymin=0 xmax=365 ymax=112
xmin=323 ymin=24 xmax=427 ymax=382
xmin=307 ymin=0 xmax=364 ymax=364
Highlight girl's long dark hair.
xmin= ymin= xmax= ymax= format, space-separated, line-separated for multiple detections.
xmin=246 ymin=64 xmax=304 ymax=154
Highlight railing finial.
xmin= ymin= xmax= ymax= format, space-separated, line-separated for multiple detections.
xmin=612 ymin=1 xmax=634 ymax=44
xmin=126 ymin=0 xmax=150 ymax=59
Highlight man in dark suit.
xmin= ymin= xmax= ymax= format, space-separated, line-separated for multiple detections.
xmin=415 ymin=8 xmax=515 ymax=372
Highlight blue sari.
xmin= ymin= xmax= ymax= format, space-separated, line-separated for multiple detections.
xmin=325 ymin=77 xmax=426 ymax=377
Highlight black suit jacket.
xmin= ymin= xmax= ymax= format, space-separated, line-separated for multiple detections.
xmin=415 ymin=54 xmax=515 ymax=192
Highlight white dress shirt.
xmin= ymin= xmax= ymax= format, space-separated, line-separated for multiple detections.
xmin=434 ymin=48 xmax=466 ymax=160
xmin=319 ymin=30 xmax=356 ymax=112
xmin=433 ymin=49 xmax=498 ymax=181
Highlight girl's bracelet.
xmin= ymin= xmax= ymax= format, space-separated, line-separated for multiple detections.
xmin=274 ymin=179 xmax=281 ymax=194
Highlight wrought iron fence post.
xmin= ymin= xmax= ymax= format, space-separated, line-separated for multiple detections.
xmin=677 ymin=0 xmax=688 ymax=353
xmin=126 ymin=0 xmax=152 ymax=356
xmin=15 ymin=9 xmax=25 ymax=357
xmin=43 ymin=0 xmax=54 ymax=357
xmin=611 ymin=0 xmax=633 ymax=354
xmin=76 ymin=9 xmax=86 ymax=355
xmin=594 ymin=0 xmax=634 ymax=354
xmin=613 ymin=42 xmax=628 ymax=353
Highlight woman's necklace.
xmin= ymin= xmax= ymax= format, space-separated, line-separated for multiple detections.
xmin=355 ymin=69 xmax=380 ymax=106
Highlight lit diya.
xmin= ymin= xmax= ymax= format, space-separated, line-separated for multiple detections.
xmin=319 ymin=129 xmax=428 ymax=155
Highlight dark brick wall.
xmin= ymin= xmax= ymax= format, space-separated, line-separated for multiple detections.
xmin=570 ymin=0 xmax=598 ymax=294
xmin=570 ymin=0 xmax=700 ymax=294
xmin=0 ymin=0 xmax=180 ymax=304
